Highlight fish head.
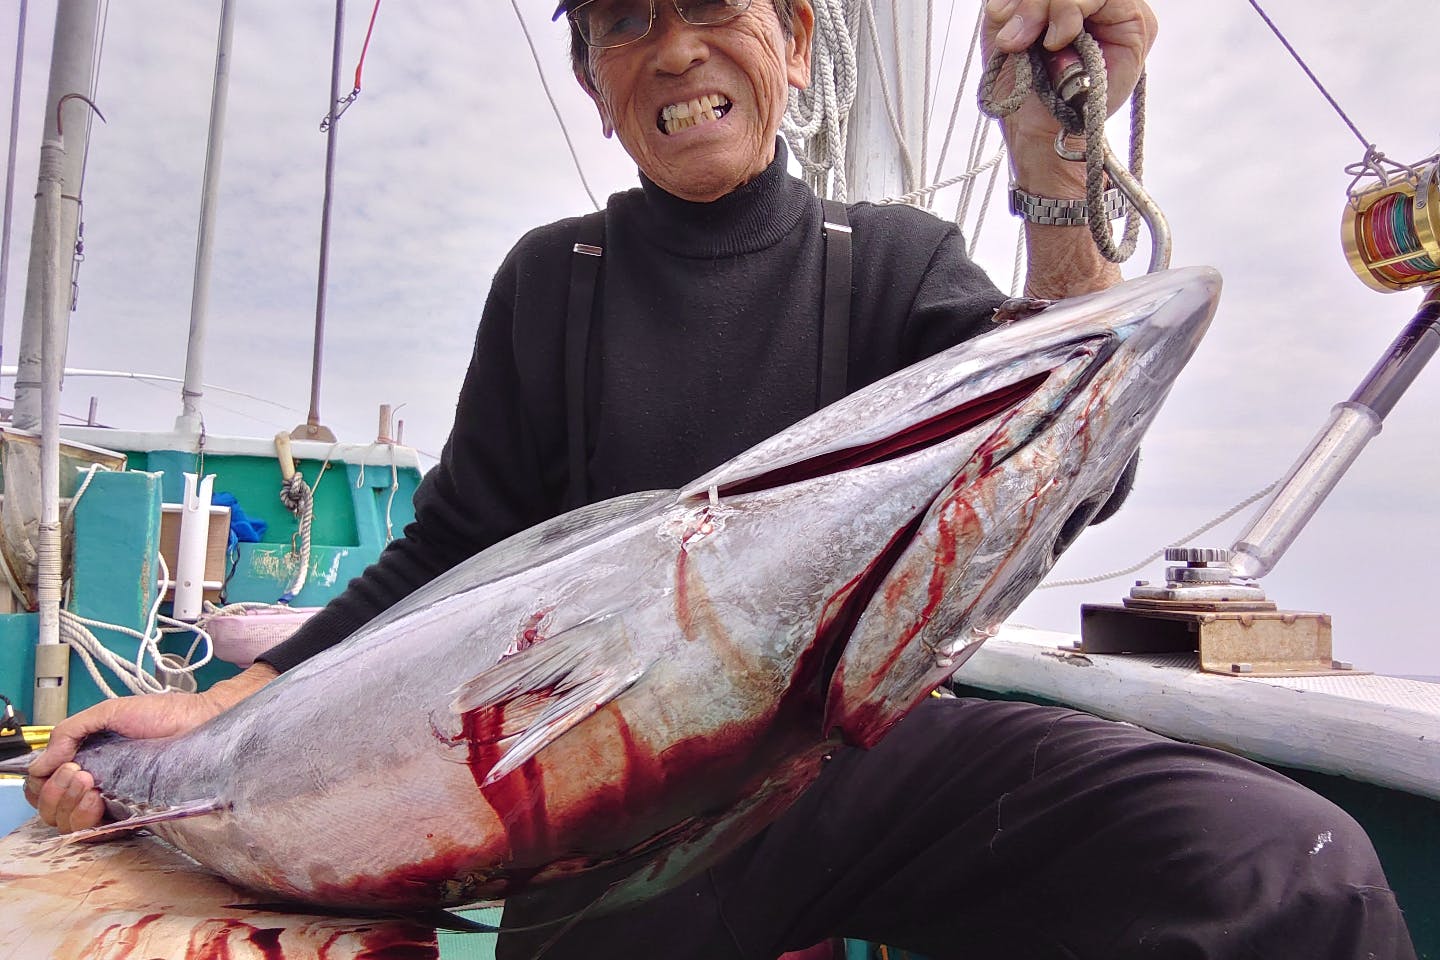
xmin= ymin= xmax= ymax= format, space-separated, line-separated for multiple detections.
xmin=687 ymin=267 xmax=1219 ymax=748
xmin=815 ymin=266 xmax=1220 ymax=746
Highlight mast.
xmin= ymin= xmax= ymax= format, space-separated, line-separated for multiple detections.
xmin=12 ymin=0 xmax=99 ymax=430
xmin=175 ymin=0 xmax=238 ymax=435
xmin=843 ymin=2 xmax=928 ymax=205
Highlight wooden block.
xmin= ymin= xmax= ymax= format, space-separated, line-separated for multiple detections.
xmin=0 ymin=817 xmax=441 ymax=958
xmin=158 ymin=504 xmax=231 ymax=601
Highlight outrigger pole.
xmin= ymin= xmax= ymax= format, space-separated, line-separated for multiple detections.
xmin=10 ymin=0 xmax=101 ymax=726
xmin=175 ymin=0 xmax=237 ymax=436
xmin=294 ymin=0 xmax=346 ymax=444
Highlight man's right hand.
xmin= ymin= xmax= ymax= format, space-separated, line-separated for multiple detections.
xmin=22 ymin=661 xmax=280 ymax=833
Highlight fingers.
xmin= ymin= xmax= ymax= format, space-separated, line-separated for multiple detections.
xmin=28 ymin=702 xmax=116 ymax=779
xmin=32 ymin=761 xmax=106 ymax=833
xmin=986 ymin=0 xmax=1151 ymax=54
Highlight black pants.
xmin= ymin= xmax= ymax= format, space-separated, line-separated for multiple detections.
xmin=498 ymin=697 xmax=1417 ymax=959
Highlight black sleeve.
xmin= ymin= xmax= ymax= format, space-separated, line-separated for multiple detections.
xmin=258 ymin=246 xmax=559 ymax=672
xmin=899 ymin=222 xmax=1007 ymax=364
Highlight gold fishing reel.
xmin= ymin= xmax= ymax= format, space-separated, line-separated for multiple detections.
xmin=1342 ymin=157 xmax=1440 ymax=292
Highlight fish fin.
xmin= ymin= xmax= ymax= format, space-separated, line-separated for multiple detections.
xmin=61 ymin=797 xmax=226 ymax=844
xmin=227 ymin=902 xmax=499 ymax=933
xmin=360 ymin=490 xmax=673 ymax=637
xmin=449 ymin=618 xmax=649 ymax=786
xmin=0 ymin=752 xmax=35 ymax=776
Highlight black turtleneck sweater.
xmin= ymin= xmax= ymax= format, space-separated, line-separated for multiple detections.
xmin=260 ymin=145 xmax=1005 ymax=672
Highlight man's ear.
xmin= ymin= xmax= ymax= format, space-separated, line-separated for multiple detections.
xmin=786 ymin=0 xmax=816 ymax=90
xmin=574 ymin=65 xmax=614 ymax=138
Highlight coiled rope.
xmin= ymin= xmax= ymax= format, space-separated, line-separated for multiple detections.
xmin=278 ymin=472 xmax=313 ymax=604
xmin=782 ymin=0 xmax=857 ymax=199
xmin=978 ymin=31 xmax=1146 ymax=264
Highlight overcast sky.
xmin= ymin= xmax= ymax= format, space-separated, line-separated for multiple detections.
xmin=0 ymin=1 xmax=1436 ymax=677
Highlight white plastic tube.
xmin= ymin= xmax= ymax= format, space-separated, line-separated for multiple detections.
xmin=173 ymin=472 xmax=215 ymax=621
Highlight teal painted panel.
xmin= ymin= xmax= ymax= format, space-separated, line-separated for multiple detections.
xmin=0 ymin=614 xmax=38 ymax=720
xmin=68 ymin=472 xmax=163 ymax=714
xmin=144 ymin=451 xmax=361 ymax=548
xmin=441 ymin=909 xmax=502 ymax=960
xmin=344 ymin=461 xmax=419 ymax=549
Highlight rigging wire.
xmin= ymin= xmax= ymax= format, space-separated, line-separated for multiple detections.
xmin=508 ymin=0 xmax=601 ymax=211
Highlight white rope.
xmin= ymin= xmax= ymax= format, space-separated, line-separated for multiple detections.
xmin=781 ymin=0 xmax=857 ymax=199
xmin=354 ymin=440 xmax=402 ymax=543
xmin=968 ymin=147 xmax=1005 ymax=258
xmin=278 ymin=473 xmax=313 ymax=602
xmin=58 ymin=551 xmax=214 ymax=698
xmin=928 ymin=3 xmax=985 ymax=209
xmin=1009 ymin=224 xmax=1025 ymax=297
xmin=877 ymin=149 xmax=1005 ymax=207
xmin=1040 ymin=483 xmax=1281 ymax=590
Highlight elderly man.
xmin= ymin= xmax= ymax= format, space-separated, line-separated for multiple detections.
xmin=27 ymin=1 xmax=1416 ymax=957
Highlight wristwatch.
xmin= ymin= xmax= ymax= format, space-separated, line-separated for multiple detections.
xmin=1008 ymin=185 xmax=1128 ymax=226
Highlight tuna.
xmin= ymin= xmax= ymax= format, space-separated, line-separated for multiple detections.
xmin=8 ymin=267 xmax=1220 ymax=918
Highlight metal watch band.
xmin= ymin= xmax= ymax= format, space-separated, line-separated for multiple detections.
xmin=1007 ymin=185 xmax=1128 ymax=226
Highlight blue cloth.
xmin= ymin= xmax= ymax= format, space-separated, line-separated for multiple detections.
xmin=214 ymin=491 xmax=267 ymax=546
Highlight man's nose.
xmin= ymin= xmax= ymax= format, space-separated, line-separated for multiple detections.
xmin=649 ymin=3 xmax=711 ymax=75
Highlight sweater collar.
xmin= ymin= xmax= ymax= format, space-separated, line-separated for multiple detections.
xmin=628 ymin=139 xmax=815 ymax=258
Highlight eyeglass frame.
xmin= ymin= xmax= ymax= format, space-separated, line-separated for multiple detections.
xmin=567 ymin=0 xmax=755 ymax=51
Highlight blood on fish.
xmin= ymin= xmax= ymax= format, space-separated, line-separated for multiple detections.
xmin=186 ymin=919 xmax=286 ymax=960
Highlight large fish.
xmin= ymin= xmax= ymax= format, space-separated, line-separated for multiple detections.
xmin=7 ymin=266 xmax=1220 ymax=918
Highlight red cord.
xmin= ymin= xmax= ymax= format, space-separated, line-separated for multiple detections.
xmin=352 ymin=0 xmax=383 ymax=92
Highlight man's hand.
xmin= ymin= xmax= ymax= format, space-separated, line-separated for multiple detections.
xmin=980 ymin=0 xmax=1159 ymax=300
xmin=23 ymin=662 xmax=279 ymax=833
xmin=984 ymin=0 xmax=1157 ymax=134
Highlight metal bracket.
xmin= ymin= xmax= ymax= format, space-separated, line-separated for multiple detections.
xmin=1079 ymin=598 xmax=1361 ymax=677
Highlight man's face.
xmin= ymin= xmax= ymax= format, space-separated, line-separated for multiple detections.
xmin=579 ymin=0 xmax=814 ymax=202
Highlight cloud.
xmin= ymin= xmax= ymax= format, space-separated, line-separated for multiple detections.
xmin=0 ymin=1 xmax=1435 ymax=674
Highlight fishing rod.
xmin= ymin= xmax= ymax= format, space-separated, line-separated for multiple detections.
xmin=1079 ymin=2 xmax=1440 ymax=677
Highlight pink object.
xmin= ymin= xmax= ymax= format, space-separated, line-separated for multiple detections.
xmin=780 ymin=942 xmax=844 ymax=960
xmin=207 ymin=607 xmax=321 ymax=667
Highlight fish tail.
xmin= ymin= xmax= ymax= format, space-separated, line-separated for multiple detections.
xmin=0 ymin=752 xmax=36 ymax=777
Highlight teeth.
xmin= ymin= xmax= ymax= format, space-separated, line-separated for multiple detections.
xmin=660 ymin=95 xmax=731 ymax=135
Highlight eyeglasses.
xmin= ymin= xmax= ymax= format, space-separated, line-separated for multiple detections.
xmin=570 ymin=0 xmax=753 ymax=50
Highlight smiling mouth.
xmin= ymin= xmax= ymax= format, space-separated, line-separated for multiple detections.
xmin=658 ymin=94 xmax=733 ymax=135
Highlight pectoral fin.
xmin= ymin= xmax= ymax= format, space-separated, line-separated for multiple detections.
xmin=449 ymin=617 xmax=650 ymax=786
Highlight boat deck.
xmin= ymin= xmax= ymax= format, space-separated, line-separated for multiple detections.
xmin=955 ymin=625 xmax=1440 ymax=801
